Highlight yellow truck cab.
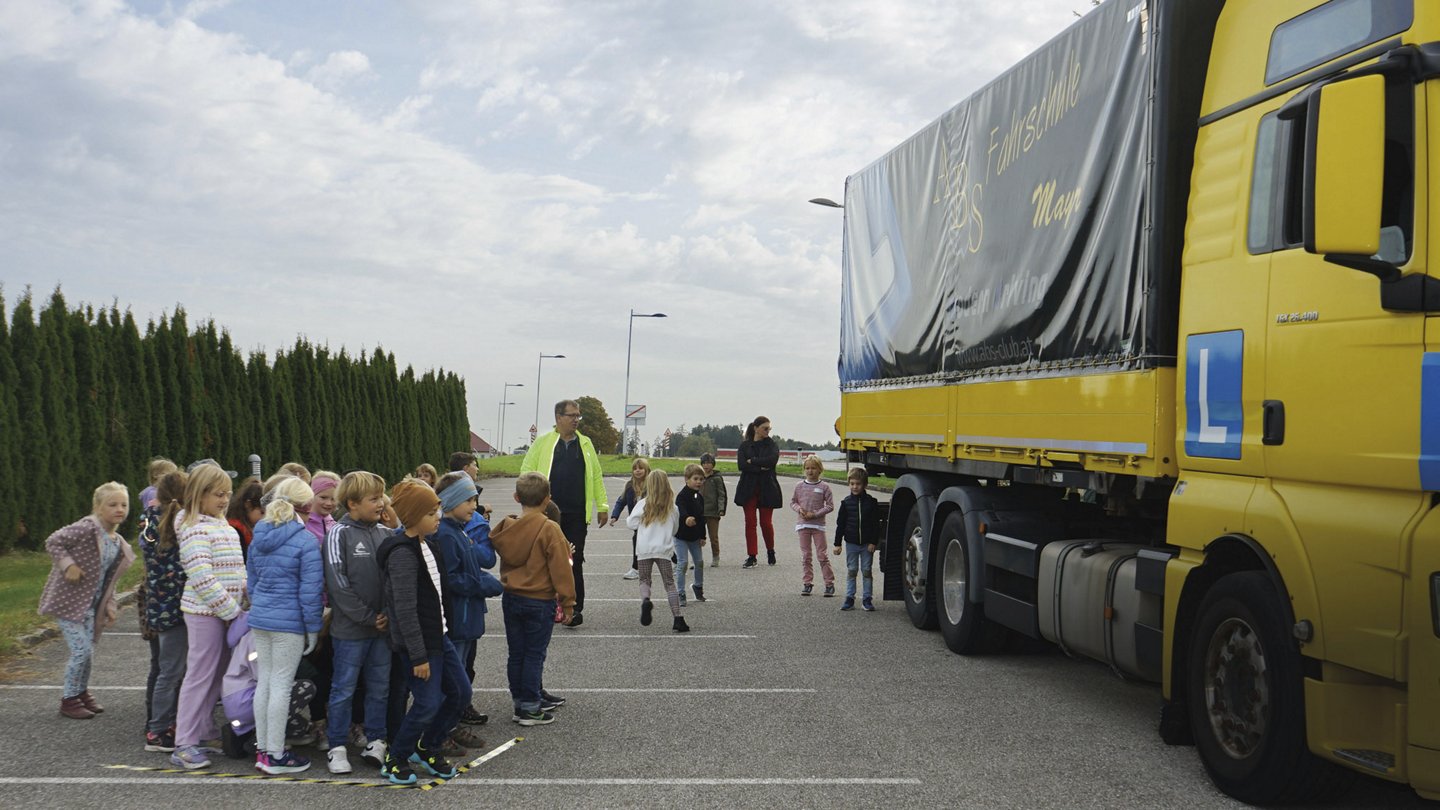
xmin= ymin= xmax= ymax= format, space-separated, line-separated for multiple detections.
xmin=834 ymin=0 xmax=1440 ymax=802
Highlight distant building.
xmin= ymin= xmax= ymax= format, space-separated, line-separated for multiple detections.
xmin=470 ymin=431 xmax=497 ymax=458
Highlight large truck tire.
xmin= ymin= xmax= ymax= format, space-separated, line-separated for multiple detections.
xmin=936 ymin=512 xmax=1006 ymax=654
xmin=1186 ymin=572 xmax=1354 ymax=804
xmin=900 ymin=506 xmax=937 ymax=630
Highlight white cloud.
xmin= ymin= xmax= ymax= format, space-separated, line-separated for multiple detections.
xmin=1 ymin=0 xmax=1085 ymax=446
xmin=306 ymin=49 xmax=373 ymax=90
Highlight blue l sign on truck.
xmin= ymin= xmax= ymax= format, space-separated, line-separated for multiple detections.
xmin=1185 ymin=331 xmax=1244 ymax=460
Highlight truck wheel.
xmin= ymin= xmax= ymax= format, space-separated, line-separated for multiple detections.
xmin=900 ymin=506 xmax=937 ymax=630
xmin=1185 ymin=572 xmax=1352 ymax=804
xmin=936 ymin=512 xmax=1004 ymax=654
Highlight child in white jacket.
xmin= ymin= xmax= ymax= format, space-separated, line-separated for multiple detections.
xmin=627 ymin=470 xmax=689 ymax=633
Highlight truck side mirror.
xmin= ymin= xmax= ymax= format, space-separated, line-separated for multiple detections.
xmin=1303 ymin=74 xmax=1385 ymax=259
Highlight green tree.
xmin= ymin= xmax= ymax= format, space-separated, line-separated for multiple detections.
xmin=677 ymin=433 xmax=716 ymax=457
xmin=575 ymin=396 xmax=620 ymax=455
xmin=0 ymin=288 xmax=20 ymax=551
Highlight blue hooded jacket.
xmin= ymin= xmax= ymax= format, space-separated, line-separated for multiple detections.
xmin=435 ymin=515 xmax=503 ymax=641
xmin=246 ymin=518 xmax=324 ymax=636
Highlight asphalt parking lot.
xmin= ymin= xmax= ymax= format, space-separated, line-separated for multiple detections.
xmin=0 ymin=475 xmax=1431 ymax=808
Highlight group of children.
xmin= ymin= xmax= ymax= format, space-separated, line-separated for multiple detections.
xmin=608 ymin=452 xmax=883 ymax=628
xmin=39 ymin=454 xmax=578 ymax=787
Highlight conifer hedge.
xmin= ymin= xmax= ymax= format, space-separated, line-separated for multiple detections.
xmin=0 ymin=287 xmax=469 ymax=552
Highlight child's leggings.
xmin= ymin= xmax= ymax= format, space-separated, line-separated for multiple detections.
xmin=742 ymin=496 xmax=775 ymax=557
xmin=57 ymin=615 xmax=96 ymax=698
xmin=252 ymin=628 xmax=305 ymax=757
xmin=146 ymin=625 xmax=189 ymax=734
xmin=638 ymin=558 xmax=682 ymax=616
xmin=175 ymin=613 xmax=232 ymax=747
xmin=798 ymin=528 xmax=834 ymax=586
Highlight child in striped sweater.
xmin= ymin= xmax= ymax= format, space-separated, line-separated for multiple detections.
xmin=170 ymin=463 xmax=247 ymax=771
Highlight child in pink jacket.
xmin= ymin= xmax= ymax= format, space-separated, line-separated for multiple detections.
xmin=789 ymin=456 xmax=835 ymax=597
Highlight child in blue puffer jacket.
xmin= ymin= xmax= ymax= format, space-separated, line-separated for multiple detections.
xmin=246 ymin=477 xmax=324 ymax=775
xmin=434 ymin=472 xmax=503 ymax=729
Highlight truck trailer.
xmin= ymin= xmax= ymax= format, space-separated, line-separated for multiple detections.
xmin=834 ymin=0 xmax=1440 ymax=802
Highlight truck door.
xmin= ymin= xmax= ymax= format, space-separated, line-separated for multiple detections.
xmin=1248 ymin=73 xmax=1426 ymax=680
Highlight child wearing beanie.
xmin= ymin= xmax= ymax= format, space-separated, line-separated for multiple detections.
xmin=375 ymin=482 xmax=471 ymax=786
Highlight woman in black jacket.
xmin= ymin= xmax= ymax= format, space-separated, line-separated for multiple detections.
xmin=734 ymin=416 xmax=782 ymax=568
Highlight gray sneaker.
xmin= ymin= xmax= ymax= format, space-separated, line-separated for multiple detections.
xmin=170 ymin=744 xmax=211 ymax=770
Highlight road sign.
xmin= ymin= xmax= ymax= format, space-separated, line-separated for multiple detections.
xmin=625 ymin=404 xmax=646 ymax=427
xmin=529 ymin=424 xmax=537 ymax=442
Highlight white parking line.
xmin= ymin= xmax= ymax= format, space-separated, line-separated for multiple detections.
xmin=0 ymin=776 xmax=921 ymax=787
xmin=0 ymin=685 xmax=802 ymax=692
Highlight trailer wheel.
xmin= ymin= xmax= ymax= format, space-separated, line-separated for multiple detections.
xmin=900 ymin=506 xmax=937 ymax=630
xmin=1186 ymin=572 xmax=1352 ymax=804
xmin=936 ymin=512 xmax=1005 ymax=654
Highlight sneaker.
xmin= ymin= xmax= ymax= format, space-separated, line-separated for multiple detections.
xmin=673 ymin=616 xmax=691 ymax=633
xmin=712 ymin=556 xmax=720 ymax=567
xmin=144 ymin=730 xmax=176 ymax=753
xmin=567 ymin=612 xmax=584 ymax=628
xmin=640 ymin=598 xmax=653 ymax=626
xmin=348 ymin=723 xmax=368 ymax=750
xmin=327 ymin=745 xmax=353 ymax=774
xmin=286 ymin=723 xmax=317 ymax=748
xmin=678 ymin=593 xmax=687 ymax=607
xmin=841 ymin=597 xmax=855 ymax=611
xmin=862 ymin=597 xmax=876 ymax=611
xmin=692 ymin=584 xmax=706 ymax=602
xmin=449 ymin=724 xmax=485 ymax=749
xmin=824 ymin=583 xmax=835 ymax=598
xmin=361 ymin=738 xmax=388 ymax=769
xmin=540 ymin=690 xmax=566 ymax=709
xmin=459 ymin=705 xmax=489 ymax=725
xmin=170 ymin=744 xmax=211 ymax=770
xmin=438 ymin=735 xmax=467 ymax=757
xmin=512 ymin=709 xmax=556 ymax=726
xmin=257 ymin=750 xmax=311 ymax=775
xmin=767 ymin=549 xmax=777 ymax=565
xmin=622 ymin=568 xmax=639 ymax=580
xmin=410 ymin=741 xmax=458 ymax=779
xmin=742 ymin=556 xmax=758 ymax=569
xmin=381 ymin=752 xmax=417 ymax=786
xmin=801 ymin=583 xmax=813 ymax=596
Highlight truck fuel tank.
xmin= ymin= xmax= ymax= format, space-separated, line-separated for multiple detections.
xmin=1036 ymin=540 xmax=1165 ymax=681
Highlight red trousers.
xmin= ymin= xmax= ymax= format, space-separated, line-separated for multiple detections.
xmin=742 ymin=495 xmax=775 ymax=557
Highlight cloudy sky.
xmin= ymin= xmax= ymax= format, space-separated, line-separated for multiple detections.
xmin=2 ymin=0 xmax=1087 ymax=451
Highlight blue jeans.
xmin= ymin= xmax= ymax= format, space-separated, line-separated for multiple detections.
xmin=502 ymin=593 xmax=555 ymax=713
xmin=674 ymin=538 xmax=704 ymax=594
xmin=391 ymin=637 xmax=470 ymax=762
xmin=845 ymin=542 xmax=875 ymax=600
xmin=327 ymin=636 xmax=392 ymax=749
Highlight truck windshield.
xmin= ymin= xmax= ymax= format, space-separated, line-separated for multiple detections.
xmin=1266 ymin=0 xmax=1412 ymax=86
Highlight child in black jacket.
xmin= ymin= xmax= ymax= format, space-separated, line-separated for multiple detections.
xmin=674 ymin=464 xmax=708 ymax=604
xmin=832 ymin=468 xmax=882 ymax=612
xmin=376 ymin=482 xmax=472 ymax=785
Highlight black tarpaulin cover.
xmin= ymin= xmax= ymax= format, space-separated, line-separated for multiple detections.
xmin=839 ymin=0 xmax=1158 ymax=388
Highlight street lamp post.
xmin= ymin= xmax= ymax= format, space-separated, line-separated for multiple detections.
xmin=622 ymin=309 xmax=668 ymax=454
xmin=535 ymin=353 xmax=566 ymax=441
xmin=499 ymin=382 xmax=524 ymax=454
xmin=497 ymin=401 xmax=516 ymax=454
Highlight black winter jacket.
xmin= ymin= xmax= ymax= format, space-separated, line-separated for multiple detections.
xmin=378 ymin=531 xmax=454 ymax=661
xmin=734 ymin=438 xmax=782 ymax=508
xmin=675 ymin=487 xmax=706 ymax=542
xmin=833 ymin=492 xmax=882 ymax=547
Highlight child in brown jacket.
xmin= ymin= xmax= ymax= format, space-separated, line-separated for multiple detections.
xmin=490 ymin=472 xmax=576 ymax=727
